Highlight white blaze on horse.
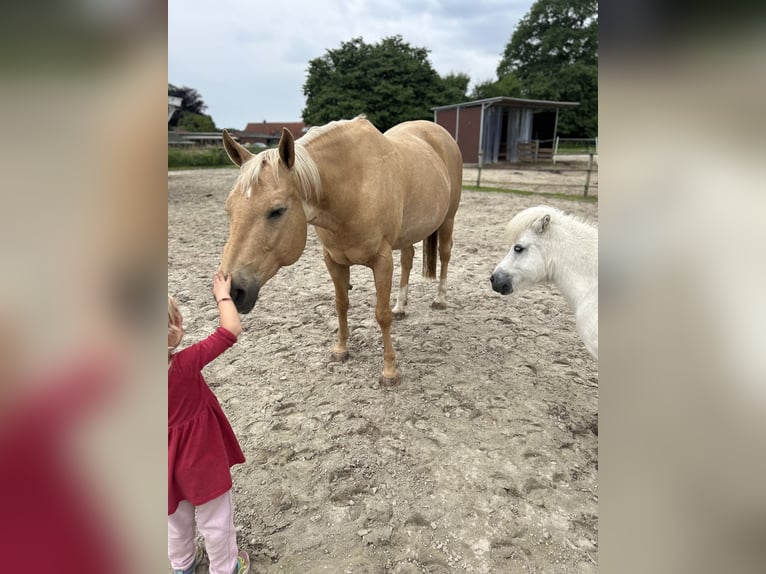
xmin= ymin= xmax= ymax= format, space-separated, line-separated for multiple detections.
xmin=219 ymin=116 xmax=463 ymax=387
xmin=490 ymin=205 xmax=598 ymax=360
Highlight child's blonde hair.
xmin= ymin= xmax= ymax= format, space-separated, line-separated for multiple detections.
xmin=168 ymin=295 xmax=184 ymax=361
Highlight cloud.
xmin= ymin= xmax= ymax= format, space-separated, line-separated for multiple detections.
xmin=169 ymin=0 xmax=533 ymax=128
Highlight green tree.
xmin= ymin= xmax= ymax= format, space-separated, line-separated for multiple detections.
xmin=497 ymin=0 xmax=597 ymax=137
xmin=302 ymin=36 xmax=469 ymax=132
xmin=177 ymin=111 xmax=216 ymax=132
xmin=471 ymin=74 xmax=523 ymax=100
xmin=168 ymin=84 xmax=214 ymax=129
xmin=440 ymin=72 xmax=472 ymax=105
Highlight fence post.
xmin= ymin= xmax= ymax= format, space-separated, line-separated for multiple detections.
xmin=553 ymin=136 xmax=559 ymax=164
xmin=477 ymin=151 xmax=483 ymax=187
xmin=584 ymin=153 xmax=593 ymax=197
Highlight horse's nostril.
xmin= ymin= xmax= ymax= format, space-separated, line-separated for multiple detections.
xmin=490 ymin=273 xmax=496 ymax=285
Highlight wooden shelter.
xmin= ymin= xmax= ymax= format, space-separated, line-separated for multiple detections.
xmin=432 ymin=97 xmax=579 ymax=164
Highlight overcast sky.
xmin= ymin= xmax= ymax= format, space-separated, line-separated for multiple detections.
xmin=168 ymin=0 xmax=535 ymax=130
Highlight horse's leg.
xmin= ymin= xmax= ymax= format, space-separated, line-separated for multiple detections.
xmin=392 ymin=244 xmax=415 ymax=319
xmin=431 ymin=218 xmax=455 ymax=310
xmin=370 ymin=247 xmax=400 ymax=388
xmin=323 ymin=249 xmax=351 ymax=362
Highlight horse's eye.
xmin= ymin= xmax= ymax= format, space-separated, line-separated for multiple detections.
xmin=513 ymin=244 xmax=525 ymax=253
xmin=268 ymin=207 xmax=286 ymax=220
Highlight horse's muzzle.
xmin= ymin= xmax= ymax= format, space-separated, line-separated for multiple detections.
xmin=490 ymin=271 xmax=513 ymax=295
xmin=230 ymin=274 xmax=261 ymax=314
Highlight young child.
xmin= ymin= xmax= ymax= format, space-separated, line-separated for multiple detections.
xmin=168 ymin=271 xmax=250 ymax=574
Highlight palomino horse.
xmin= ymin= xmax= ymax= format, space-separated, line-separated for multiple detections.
xmin=490 ymin=205 xmax=598 ymax=360
xmin=219 ymin=116 xmax=462 ymax=387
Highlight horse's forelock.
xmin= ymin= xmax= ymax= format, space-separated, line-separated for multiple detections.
xmin=235 ymin=149 xmax=275 ymax=199
xmin=506 ymin=206 xmax=556 ymax=241
xmin=235 ymin=147 xmax=320 ymax=203
xmin=505 ymin=205 xmax=595 ymax=244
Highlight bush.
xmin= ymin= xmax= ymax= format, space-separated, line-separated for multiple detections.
xmin=177 ymin=111 xmax=216 ymax=132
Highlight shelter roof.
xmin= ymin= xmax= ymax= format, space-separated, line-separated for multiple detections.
xmin=432 ymin=96 xmax=579 ymax=111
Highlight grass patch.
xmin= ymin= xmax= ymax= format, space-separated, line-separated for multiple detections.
xmin=556 ymin=144 xmax=597 ymax=155
xmin=168 ymin=165 xmax=239 ymax=171
xmin=463 ymin=184 xmax=597 ymax=202
xmin=168 ymin=144 xmax=276 ymax=169
xmin=168 ymin=146 xmax=233 ymax=168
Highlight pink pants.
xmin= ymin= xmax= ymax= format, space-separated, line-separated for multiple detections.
xmin=168 ymin=490 xmax=238 ymax=574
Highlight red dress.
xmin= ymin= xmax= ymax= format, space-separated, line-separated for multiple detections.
xmin=168 ymin=327 xmax=245 ymax=515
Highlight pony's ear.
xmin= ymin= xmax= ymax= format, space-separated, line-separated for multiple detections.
xmin=534 ymin=214 xmax=551 ymax=233
xmin=222 ymin=129 xmax=253 ymax=167
xmin=278 ymin=127 xmax=295 ymax=169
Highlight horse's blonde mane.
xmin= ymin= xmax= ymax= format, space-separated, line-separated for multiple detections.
xmin=299 ymin=115 xmax=367 ymax=147
xmin=236 ymin=144 xmax=322 ymax=203
xmin=234 ymin=116 xmax=367 ymax=203
xmin=505 ymin=205 xmax=596 ymax=243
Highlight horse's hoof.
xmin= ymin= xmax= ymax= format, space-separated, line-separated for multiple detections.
xmin=330 ymin=350 xmax=349 ymax=363
xmin=379 ymin=374 xmax=401 ymax=389
xmin=430 ymin=301 xmax=447 ymax=310
xmin=392 ymin=310 xmax=406 ymax=320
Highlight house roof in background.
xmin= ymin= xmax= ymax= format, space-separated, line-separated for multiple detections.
xmin=242 ymin=122 xmax=308 ymax=137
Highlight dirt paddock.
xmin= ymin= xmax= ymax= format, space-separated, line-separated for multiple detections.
xmin=168 ymin=168 xmax=598 ymax=573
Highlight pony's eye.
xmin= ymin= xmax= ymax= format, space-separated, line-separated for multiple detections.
xmin=513 ymin=244 xmax=525 ymax=253
xmin=268 ymin=207 xmax=286 ymax=219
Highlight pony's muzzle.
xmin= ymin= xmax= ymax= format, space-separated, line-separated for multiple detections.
xmin=230 ymin=273 xmax=261 ymax=314
xmin=490 ymin=271 xmax=513 ymax=295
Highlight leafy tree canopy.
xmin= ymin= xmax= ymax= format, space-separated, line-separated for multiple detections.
xmin=496 ymin=0 xmax=597 ymax=137
xmin=168 ymin=84 xmax=211 ymax=129
xmin=303 ymin=36 xmax=469 ymax=132
xmin=177 ymin=111 xmax=217 ymax=132
xmin=471 ymin=74 xmax=523 ymax=100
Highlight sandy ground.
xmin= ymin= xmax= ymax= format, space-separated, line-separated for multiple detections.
xmin=168 ymin=168 xmax=598 ymax=573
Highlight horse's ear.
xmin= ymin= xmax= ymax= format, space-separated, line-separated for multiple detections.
xmin=278 ymin=127 xmax=295 ymax=169
xmin=534 ymin=214 xmax=551 ymax=234
xmin=222 ymin=129 xmax=253 ymax=167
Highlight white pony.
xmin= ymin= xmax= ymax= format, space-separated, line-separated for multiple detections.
xmin=490 ymin=205 xmax=598 ymax=360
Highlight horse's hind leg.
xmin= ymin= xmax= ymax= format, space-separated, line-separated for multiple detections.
xmin=323 ymin=249 xmax=351 ymax=362
xmin=431 ymin=218 xmax=455 ymax=310
xmin=392 ymin=244 xmax=415 ymax=319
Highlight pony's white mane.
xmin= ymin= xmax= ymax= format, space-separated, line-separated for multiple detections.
xmin=236 ymin=145 xmax=322 ymax=203
xmin=505 ymin=205 xmax=596 ymax=243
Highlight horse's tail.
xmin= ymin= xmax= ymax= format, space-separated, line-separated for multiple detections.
xmin=423 ymin=231 xmax=438 ymax=279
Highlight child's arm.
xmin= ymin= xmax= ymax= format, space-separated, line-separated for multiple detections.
xmin=213 ymin=271 xmax=242 ymax=338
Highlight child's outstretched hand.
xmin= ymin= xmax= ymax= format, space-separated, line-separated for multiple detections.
xmin=213 ymin=270 xmax=242 ymax=337
xmin=213 ymin=270 xmax=232 ymax=302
